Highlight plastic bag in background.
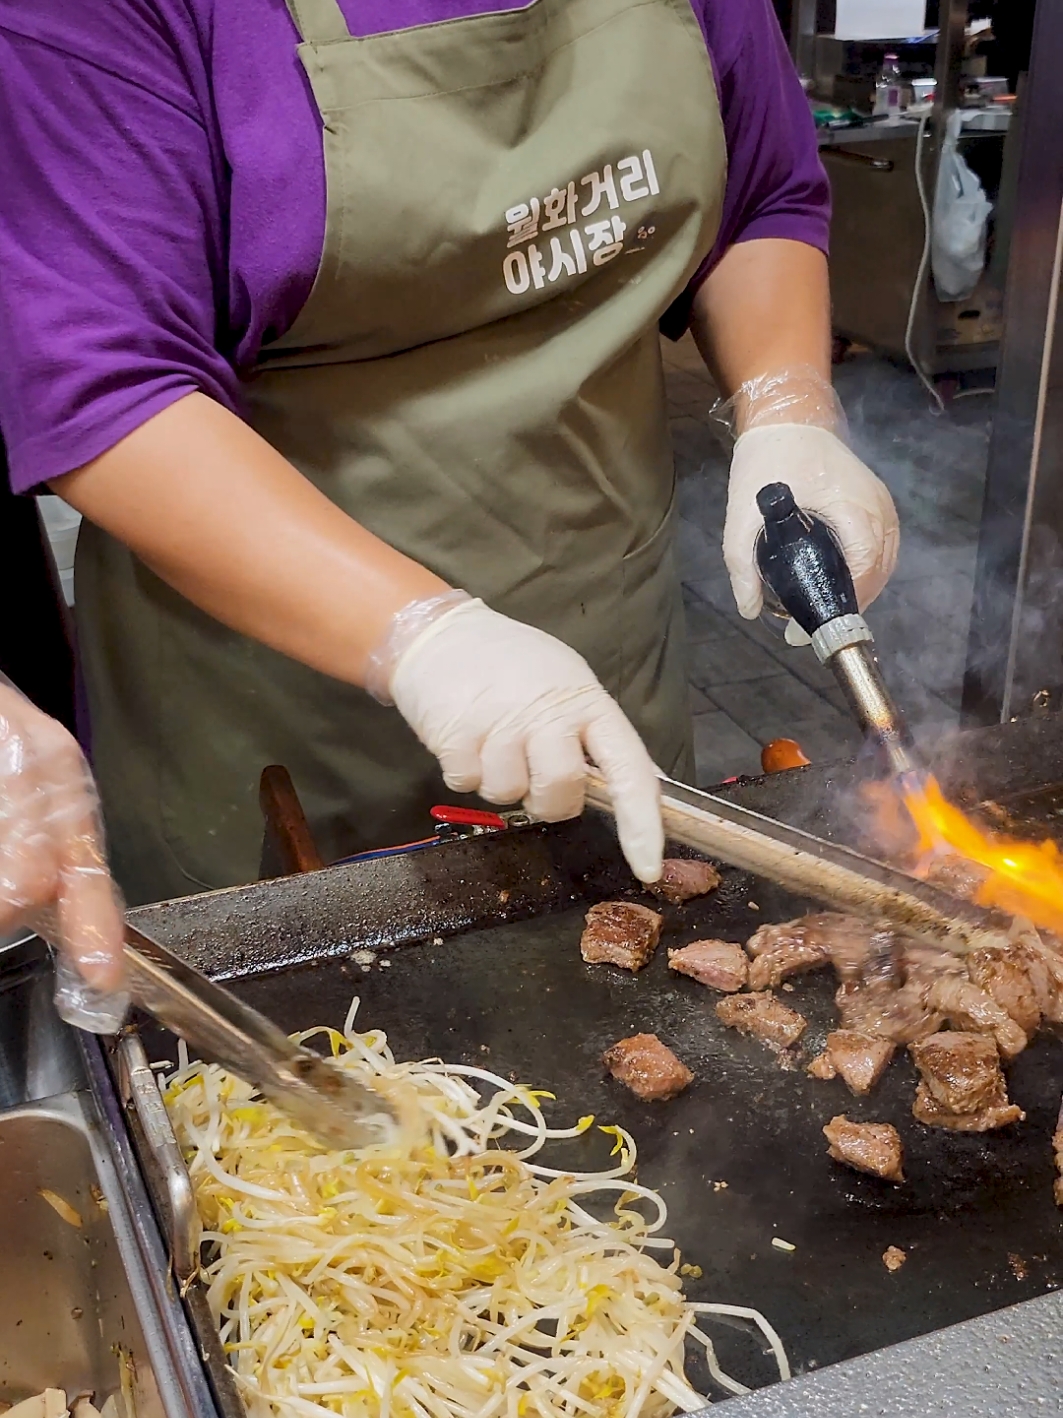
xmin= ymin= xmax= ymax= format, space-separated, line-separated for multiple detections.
xmin=931 ymin=109 xmax=993 ymax=302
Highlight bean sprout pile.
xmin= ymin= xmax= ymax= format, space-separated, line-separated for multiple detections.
xmin=162 ymin=1000 xmax=788 ymax=1418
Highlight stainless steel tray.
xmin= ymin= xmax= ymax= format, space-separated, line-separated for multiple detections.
xmin=0 ymin=936 xmax=211 ymax=1418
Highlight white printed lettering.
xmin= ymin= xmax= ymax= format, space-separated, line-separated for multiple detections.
xmin=580 ymin=164 xmax=619 ymax=216
xmin=546 ymin=229 xmax=589 ymax=281
xmin=505 ymin=198 xmax=542 ymax=248
xmin=643 ymin=148 xmax=660 ymax=195
xmin=504 ymin=250 xmax=531 ymax=294
xmin=584 ymin=215 xmax=627 ymax=265
xmin=617 ymin=154 xmax=650 ymax=202
xmin=543 ymin=181 xmax=578 ymax=231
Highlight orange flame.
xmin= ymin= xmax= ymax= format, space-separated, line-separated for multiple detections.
xmin=902 ymin=775 xmax=1063 ymax=934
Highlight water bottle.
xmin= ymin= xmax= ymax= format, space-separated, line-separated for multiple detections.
xmin=874 ymin=53 xmax=903 ymax=124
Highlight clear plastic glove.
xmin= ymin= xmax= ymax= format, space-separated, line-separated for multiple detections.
xmin=367 ymin=594 xmax=664 ymax=882
xmin=713 ymin=368 xmax=899 ymax=633
xmin=0 ymin=680 xmax=124 ymax=991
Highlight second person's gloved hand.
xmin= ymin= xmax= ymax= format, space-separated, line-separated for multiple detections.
xmin=367 ymin=594 xmax=664 ymax=884
xmin=0 ymin=680 xmax=125 ymax=990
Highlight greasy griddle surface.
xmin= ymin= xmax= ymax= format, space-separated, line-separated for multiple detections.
xmin=134 ymin=715 xmax=1063 ymax=1393
xmin=156 ymin=867 xmax=1063 ymax=1391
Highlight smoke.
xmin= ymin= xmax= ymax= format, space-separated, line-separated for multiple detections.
xmin=833 ymin=353 xmax=992 ymax=749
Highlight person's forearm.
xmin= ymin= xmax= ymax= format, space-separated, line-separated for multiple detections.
xmin=689 ymin=238 xmax=832 ymax=431
xmin=52 ymin=392 xmax=448 ymax=685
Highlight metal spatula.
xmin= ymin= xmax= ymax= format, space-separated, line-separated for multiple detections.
xmin=585 ymin=769 xmax=1013 ymax=960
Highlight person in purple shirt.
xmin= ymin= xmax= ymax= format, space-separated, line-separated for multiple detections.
xmin=0 ymin=0 xmax=899 ymax=906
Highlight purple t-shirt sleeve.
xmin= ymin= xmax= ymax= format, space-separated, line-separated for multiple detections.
xmin=0 ymin=0 xmax=828 ymax=493
xmin=0 ymin=14 xmax=240 ymax=493
xmin=660 ymin=0 xmax=831 ymax=338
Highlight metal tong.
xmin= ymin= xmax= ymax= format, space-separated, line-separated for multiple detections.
xmin=585 ymin=769 xmax=1012 ymax=957
xmin=39 ymin=909 xmax=399 ymax=1150
xmin=123 ymin=925 xmax=400 ymax=1148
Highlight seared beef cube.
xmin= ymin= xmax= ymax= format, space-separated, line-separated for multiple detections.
xmin=912 ymin=1083 xmax=1024 ymax=1132
xmin=817 ymin=1030 xmax=895 ymax=1096
xmin=749 ymin=940 xmax=831 ymax=992
xmin=602 ymin=1033 xmax=693 ymax=1101
xmin=1014 ymin=930 xmax=1063 ymax=1025
xmin=835 ymin=978 xmax=943 ymax=1045
xmin=923 ymin=854 xmax=990 ymax=901
xmin=823 ymin=1115 xmax=905 ymax=1183
xmin=967 ymin=945 xmax=1043 ymax=1036
xmin=746 ymin=913 xmax=870 ymax=987
xmin=668 ymin=940 xmax=748 ymax=992
xmin=926 ymin=976 xmax=1027 ymax=1059
xmin=1053 ymin=1125 xmax=1063 ymax=1208
xmin=807 ymin=1052 xmax=837 ymax=1081
xmin=746 ymin=916 xmax=832 ymax=959
xmin=715 ymin=992 xmax=806 ymax=1050
xmin=651 ymin=858 xmax=721 ymax=905
xmin=581 ymin=902 xmax=662 ymax=972
xmin=909 ymin=1029 xmax=1015 ymax=1116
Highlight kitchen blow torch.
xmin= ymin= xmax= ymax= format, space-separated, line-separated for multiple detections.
xmin=755 ymin=482 xmax=920 ymax=785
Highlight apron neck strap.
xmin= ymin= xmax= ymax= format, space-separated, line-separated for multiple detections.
xmin=284 ymin=0 xmax=351 ymax=43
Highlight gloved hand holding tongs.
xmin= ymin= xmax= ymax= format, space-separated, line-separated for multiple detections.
xmin=0 ymin=674 xmax=400 ymax=1150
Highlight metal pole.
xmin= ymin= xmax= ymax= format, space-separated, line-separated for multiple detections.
xmin=961 ymin=0 xmax=1063 ymax=725
xmin=789 ymin=0 xmax=819 ymax=81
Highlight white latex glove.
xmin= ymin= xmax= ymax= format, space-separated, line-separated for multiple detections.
xmin=723 ymin=424 xmax=900 ymax=633
xmin=0 ymin=681 xmax=124 ymax=989
xmin=385 ymin=599 xmax=664 ymax=882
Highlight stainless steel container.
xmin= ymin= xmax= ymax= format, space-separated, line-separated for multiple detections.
xmin=0 ymin=935 xmax=213 ymax=1418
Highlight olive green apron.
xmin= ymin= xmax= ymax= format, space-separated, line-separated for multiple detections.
xmin=75 ymin=0 xmax=727 ymax=904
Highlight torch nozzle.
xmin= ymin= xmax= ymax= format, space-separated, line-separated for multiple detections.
xmin=828 ymin=640 xmax=923 ymax=785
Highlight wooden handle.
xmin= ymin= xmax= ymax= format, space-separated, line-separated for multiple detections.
xmin=258 ymin=764 xmax=325 ymax=877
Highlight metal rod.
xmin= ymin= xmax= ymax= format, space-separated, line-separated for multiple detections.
xmin=585 ymin=771 xmax=1010 ymax=956
xmin=962 ymin=0 xmax=1063 ymax=725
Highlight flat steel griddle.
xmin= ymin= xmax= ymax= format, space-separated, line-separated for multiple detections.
xmin=126 ymin=712 xmax=1063 ymax=1405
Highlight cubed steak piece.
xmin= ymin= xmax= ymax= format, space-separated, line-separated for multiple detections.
xmin=926 ymin=976 xmax=1027 ymax=1059
xmin=716 ymin=992 xmax=807 ymax=1050
xmin=835 ymin=950 xmax=948 ymax=1045
xmin=909 ymin=1030 xmax=1024 ymax=1130
xmin=807 ymin=1052 xmax=837 ymax=1081
xmin=1053 ymin=1118 xmax=1063 ymax=1208
xmin=668 ymin=940 xmax=748 ymax=993
xmin=602 ymin=1033 xmax=693 ymax=1101
xmin=810 ymin=1030 xmax=895 ymax=1096
xmin=823 ymin=1115 xmax=905 ymax=1183
xmin=746 ymin=913 xmax=868 ymax=989
xmin=650 ymin=858 xmax=721 ymax=905
xmin=967 ymin=944 xmax=1043 ymax=1037
xmin=580 ymin=902 xmax=662 ymax=972
xmin=923 ymin=853 xmax=990 ymax=901
xmin=912 ymin=1084 xmax=1024 ymax=1132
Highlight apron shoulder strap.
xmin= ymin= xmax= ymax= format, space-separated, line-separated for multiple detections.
xmin=284 ymin=0 xmax=352 ymax=43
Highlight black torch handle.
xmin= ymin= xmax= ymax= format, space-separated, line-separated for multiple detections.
xmin=754 ymin=482 xmax=858 ymax=635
